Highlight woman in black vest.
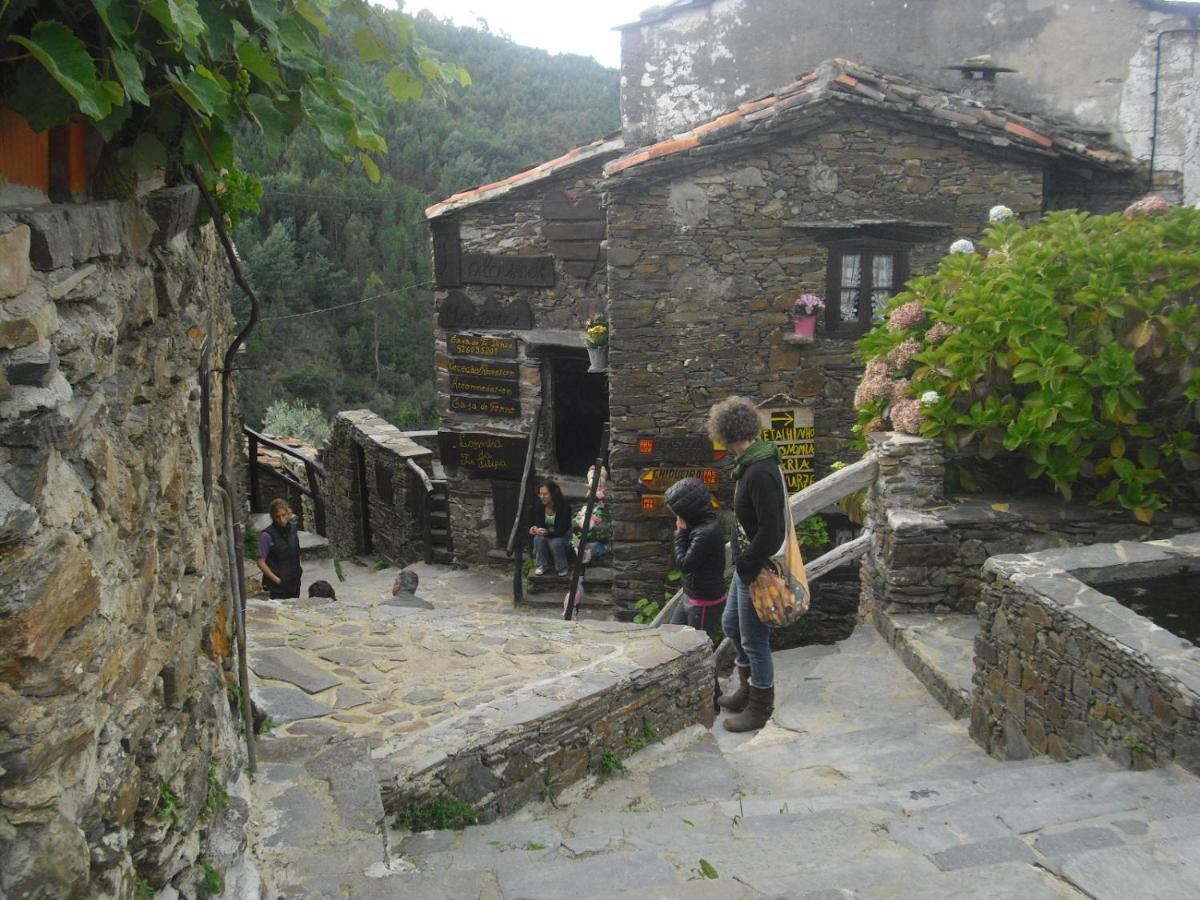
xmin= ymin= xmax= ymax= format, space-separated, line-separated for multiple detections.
xmin=257 ymin=498 xmax=302 ymax=599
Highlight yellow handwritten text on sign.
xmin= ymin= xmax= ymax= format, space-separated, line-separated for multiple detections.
xmin=445 ymin=358 xmax=519 ymax=379
xmin=774 ymin=441 xmax=815 ymax=457
xmin=761 ymin=426 xmax=817 ymax=442
xmin=448 ymin=334 xmax=518 ymax=358
xmin=780 ymin=457 xmax=814 ymax=473
xmin=785 ymin=472 xmax=816 ymax=491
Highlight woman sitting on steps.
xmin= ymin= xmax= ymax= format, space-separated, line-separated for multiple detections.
xmin=529 ymin=479 xmax=572 ymax=577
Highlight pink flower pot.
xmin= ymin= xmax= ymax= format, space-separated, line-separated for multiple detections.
xmin=793 ymin=315 xmax=818 ymax=337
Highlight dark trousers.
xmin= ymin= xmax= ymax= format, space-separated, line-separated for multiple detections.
xmin=670 ymin=597 xmax=726 ymax=707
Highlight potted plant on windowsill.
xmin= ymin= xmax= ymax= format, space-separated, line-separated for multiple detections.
xmin=585 ymin=314 xmax=609 ymax=371
xmin=792 ymin=293 xmax=825 ymax=338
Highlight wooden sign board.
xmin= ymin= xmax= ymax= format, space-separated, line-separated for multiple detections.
xmin=445 ymin=358 xmax=519 ymax=380
xmin=449 ymin=374 xmax=518 ymax=399
xmin=438 ymin=431 xmax=527 ymax=478
xmin=462 ymin=253 xmax=555 ymax=288
xmin=450 ymin=395 xmax=521 ymax=418
xmin=633 ymin=435 xmax=719 ymax=464
xmin=448 ymin=334 xmax=518 ymax=359
xmin=759 ymin=407 xmax=816 ymax=495
xmin=639 ymin=467 xmax=720 ymax=492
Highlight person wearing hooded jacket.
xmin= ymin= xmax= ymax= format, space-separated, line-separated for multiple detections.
xmin=665 ymin=476 xmax=728 ymax=711
xmin=664 ymin=477 xmax=727 ymax=640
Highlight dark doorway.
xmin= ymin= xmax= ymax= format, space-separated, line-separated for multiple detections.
xmin=552 ymin=357 xmax=608 ymax=475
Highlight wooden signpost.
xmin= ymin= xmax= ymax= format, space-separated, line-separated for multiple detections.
xmin=632 ymin=435 xmax=720 ymax=464
xmin=438 ymin=431 xmax=527 ymax=478
xmin=638 ymin=467 xmax=720 ymax=491
xmin=449 ymin=396 xmax=520 ymax=417
xmin=449 ymin=374 xmax=519 ymax=399
xmin=759 ymin=407 xmax=816 ymax=493
xmin=461 ymin=253 xmax=555 ymax=288
xmin=447 ymin=334 xmax=518 ymax=359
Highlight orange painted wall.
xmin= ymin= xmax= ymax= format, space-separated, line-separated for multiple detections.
xmin=0 ymin=108 xmax=50 ymax=192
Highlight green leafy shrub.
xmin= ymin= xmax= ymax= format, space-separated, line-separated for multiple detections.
xmin=854 ymin=206 xmax=1200 ymax=521
xmin=261 ymin=399 xmax=331 ymax=447
xmin=795 ymin=515 xmax=830 ymax=549
xmin=392 ymin=796 xmax=479 ymax=832
xmin=633 ymin=597 xmax=661 ymax=624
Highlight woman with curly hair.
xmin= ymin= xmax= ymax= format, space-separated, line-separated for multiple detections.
xmin=708 ymin=396 xmax=786 ymax=732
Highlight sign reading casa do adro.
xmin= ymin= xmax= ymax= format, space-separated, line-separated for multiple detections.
xmin=759 ymin=407 xmax=816 ymax=493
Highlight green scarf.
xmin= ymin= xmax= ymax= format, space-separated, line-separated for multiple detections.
xmin=730 ymin=440 xmax=778 ymax=481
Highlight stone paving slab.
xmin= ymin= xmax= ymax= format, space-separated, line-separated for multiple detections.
xmin=875 ymin=609 xmax=977 ymax=719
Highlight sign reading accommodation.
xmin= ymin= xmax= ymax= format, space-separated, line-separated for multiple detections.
xmin=448 ymin=334 xmax=518 ymax=359
xmin=759 ymin=407 xmax=816 ymax=493
xmin=449 ymin=374 xmax=518 ymax=399
xmin=461 ymin=253 xmax=555 ymax=288
xmin=438 ymin=431 xmax=527 ymax=478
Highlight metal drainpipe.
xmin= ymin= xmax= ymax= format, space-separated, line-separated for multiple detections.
xmin=217 ymin=484 xmax=256 ymax=774
xmin=1149 ymin=27 xmax=1200 ymax=193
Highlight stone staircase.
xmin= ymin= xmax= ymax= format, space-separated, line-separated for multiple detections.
xmin=249 ymin=604 xmax=1200 ymax=898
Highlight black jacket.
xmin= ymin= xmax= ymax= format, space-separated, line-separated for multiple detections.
xmin=732 ymin=456 xmax=786 ymax=584
xmin=531 ymin=499 xmax=572 ymax=539
xmin=665 ymin=478 xmax=726 ymax=601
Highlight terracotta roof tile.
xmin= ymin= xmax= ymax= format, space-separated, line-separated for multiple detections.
xmin=426 ymin=134 xmax=624 ymax=219
xmin=1003 ymin=120 xmax=1054 ymax=148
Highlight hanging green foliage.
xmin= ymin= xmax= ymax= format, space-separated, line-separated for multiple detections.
xmin=0 ymin=0 xmax=469 ymax=215
xmin=853 ymin=204 xmax=1200 ymax=522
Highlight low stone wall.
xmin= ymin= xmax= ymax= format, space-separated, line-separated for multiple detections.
xmin=971 ymin=537 xmax=1200 ymax=773
xmin=860 ymin=434 xmax=1198 ymax=617
xmin=0 ymin=189 xmax=246 ymax=897
xmin=379 ymin=623 xmax=714 ymax=820
xmin=325 ymin=410 xmax=434 ymax=562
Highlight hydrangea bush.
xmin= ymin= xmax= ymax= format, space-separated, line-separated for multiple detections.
xmin=853 ymin=203 xmax=1200 ymax=522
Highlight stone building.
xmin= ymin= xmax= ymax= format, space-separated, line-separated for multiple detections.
xmin=426 ymin=60 xmax=1142 ymax=608
xmin=617 ymin=0 xmax=1200 ymax=205
xmin=0 ymin=185 xmax=249 ymax=894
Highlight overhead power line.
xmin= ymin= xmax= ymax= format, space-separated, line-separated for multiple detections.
xmin=260 ymin=280 xmax=435 ymax=321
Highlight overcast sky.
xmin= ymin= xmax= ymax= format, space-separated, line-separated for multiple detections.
xmin=401 ymin=0 xmax=653 ymax=68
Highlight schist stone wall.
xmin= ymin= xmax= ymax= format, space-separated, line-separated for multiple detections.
xmin=604 ymin=114 xmax=1045 ymax=606
xmin=860 ymin=434 xmax=1198 ymax=618
xmin=617 ymin=0 xmax=1200 ymax=204
xmin=325 ymin=410 xmax=435 ymax=564
xmin=972 ymin=537 xmax=1200 ymax=774
xmin=430 ymin=158 xmax=615 ymax=562
xmin=0 ymin=189 xmax=247 ymax=897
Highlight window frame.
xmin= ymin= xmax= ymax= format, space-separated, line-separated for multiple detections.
xmin=823 ymin=238 xmax=911 ymax=335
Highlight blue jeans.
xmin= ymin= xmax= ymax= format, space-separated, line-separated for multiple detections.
xmin=721 ymin=573 xmax=774 ymax=688
xmin=533 ymin=534 xmax=569 ymax=573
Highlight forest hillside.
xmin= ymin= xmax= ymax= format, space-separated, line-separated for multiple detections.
xmin=233 ymin=11 xmax=620 ymax=434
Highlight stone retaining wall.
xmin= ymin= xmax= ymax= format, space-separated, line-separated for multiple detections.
xmin=379 ymin=623 xmax=714 ymax=820
xmin=0 ymin=188 xmax=246 ymax=897
xmin=971 ymin=537 xmax=1200 ymax=773
xmin=325 ymin=410 xmax=434 ymax=563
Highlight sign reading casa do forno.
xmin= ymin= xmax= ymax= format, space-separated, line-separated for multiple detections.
xmin=438 ymin=431 xmax=527 ymax=479
xmin=461 ymin=253 xmax=556 ymax=288
xmin=760 ymin=407 xmax=816 ymax=493
xmin=449 ymin=395 xmax=520 ymax=417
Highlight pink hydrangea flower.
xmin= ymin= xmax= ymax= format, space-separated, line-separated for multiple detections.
xmin=885 ymin=338 xmax=921 ymax=370
xmin=1124 ymin=195 xmax=1172 ymax=220
xmin=924 ymin=321 xmax=956 ymax=344
xmin=887 ymin=300 xmax=926 ymax=332
xmin=889 ymin=396 xmax=924 ymax=434
xmin=890 ymin=377 xmax=911 ymax=401
xmin=854 ymin=365 xmax=894 ymax=409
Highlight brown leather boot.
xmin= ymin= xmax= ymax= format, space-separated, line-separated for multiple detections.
xmin=722 ymin=685 xmax=774 ymax=733
xmin=717 ymin=664 xmax=751 ymax=713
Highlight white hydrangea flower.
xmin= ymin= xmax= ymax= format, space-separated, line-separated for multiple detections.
xmin=988 ymin=205 xmax=1015 ymax=222
xmin=920 ymin=390 xmax=940 ymax=407
xmin=949 ymin=239 xmax=975 ymax=254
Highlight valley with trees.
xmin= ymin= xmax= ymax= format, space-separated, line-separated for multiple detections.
xmin=234 ymin=12 xmax=620 ymax=439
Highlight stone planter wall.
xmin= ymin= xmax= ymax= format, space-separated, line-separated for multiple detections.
xmin=859 ymin=434 xmax=1197 ymax=618
xmin=325 ymin=410 xmax=434 ymax=563
xmin=0 ymin=189 xmax=247 ymax=898
xmin=971 ymin=537 xmax=1200 ymax=773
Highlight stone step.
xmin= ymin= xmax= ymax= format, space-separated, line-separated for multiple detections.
xmin=873 ymin=608 xmax=978 ymax=719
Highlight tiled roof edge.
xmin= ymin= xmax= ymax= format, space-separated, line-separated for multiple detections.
xmin=425 ymin=134 xmax=625 ymax=220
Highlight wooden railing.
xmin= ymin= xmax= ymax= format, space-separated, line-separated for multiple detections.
xmin=405 ymin=457 xmax=435 ymax=565
xmin=508 ymin=402 xmax=544 ymax=603
xmin=244 ymin=426 xmax=328 ymax=536
xmin=652 ymin=453 xmax=879 ymax=627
